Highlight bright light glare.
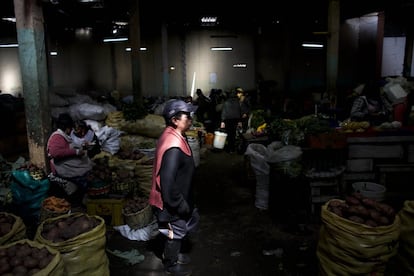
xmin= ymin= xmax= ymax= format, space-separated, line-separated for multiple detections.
xmin=201 ymin=17 xmax=217 ymax=23
xmin=0 ymin=44 xmax=18 ymax=48
xmin=211 ymin=47 xmax=232 ymax=51
xmin=103 ymin=37 xmax=128 ymax=43
xmin=2 ymin=17 xmax=16 ymax=23
xmin=302 ymin=43 xmax=324 ymax=48
xmin=233 ymin=63 xmax=247 ymax=68
xmin=191 ymin=72 xmax=196 ymax=98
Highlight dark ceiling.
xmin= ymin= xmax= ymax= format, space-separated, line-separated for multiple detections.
xmin=1 ymin=0 xmax=414 ymax=42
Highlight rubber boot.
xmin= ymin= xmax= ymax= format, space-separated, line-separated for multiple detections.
xmin=164 ymin=239 xmax=192 ymax=276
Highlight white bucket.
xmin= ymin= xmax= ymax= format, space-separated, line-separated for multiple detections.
xmin=352 ymin=182 xmax=386 ymax=201
xmin=213 ymin=131 xmax=227 ymax=149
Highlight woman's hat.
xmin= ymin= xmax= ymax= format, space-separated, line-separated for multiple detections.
xmin=163 ymin=99 xmax=198 ymax=119
xmin=56 ymin=113 xmax=74 ymax=129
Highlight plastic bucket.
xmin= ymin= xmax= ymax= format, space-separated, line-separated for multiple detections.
xmin=213 ymin=131 xmax=227 ymax=149
xmin=204 ymin=133 xmax=214 ymax=146
xmin=352 ymin=182 xmax=386 ymax=201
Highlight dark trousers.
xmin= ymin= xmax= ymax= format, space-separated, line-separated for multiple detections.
xmin=224 ymin=119 xmax=239 ymax=152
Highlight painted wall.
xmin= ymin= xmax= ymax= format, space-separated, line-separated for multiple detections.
xmin=0 ymin=14 xmax=411 ymax=105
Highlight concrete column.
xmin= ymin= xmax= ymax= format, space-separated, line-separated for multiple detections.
xmin=162 ymin=23 xmax=169 ymax=96
xmin=14 ymin=0 xmax=51 ymax=170
xmin=326 ymin=0 xmax=340 ymax=98
xmin=129 ymin=0 xmax=143 ymax=106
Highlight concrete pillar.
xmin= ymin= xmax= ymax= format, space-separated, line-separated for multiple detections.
xmin=129 ymin=0 xmax=143 ymax=106
xmin=162 ymin=23 xmax=169 ymax=96
xmin=13 ymin=0 xmax=51 ymax=170
xmin=326 ymin=0 xmax=340 ymax=98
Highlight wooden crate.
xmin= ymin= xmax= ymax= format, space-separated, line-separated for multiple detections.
xmin=86 ymin=197 xmax=125 ymax=226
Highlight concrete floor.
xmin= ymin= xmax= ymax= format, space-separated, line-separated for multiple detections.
xmin=106 ymin=149 xmax=321 ymax=276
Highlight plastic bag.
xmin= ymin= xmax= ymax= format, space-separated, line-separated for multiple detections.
xmin=11 ymin=170 xmax=49 ymax=210
xmin=244 ymin=143 xmax=269 ymax=175
xmin=265 ymin=144 xmax=302 ymax=163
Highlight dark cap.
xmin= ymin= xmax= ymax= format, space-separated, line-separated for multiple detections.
xmin=56 ymin=113 xmax=74 ymax=130
xmin=163 ymin=99 xmax=198 ymax=119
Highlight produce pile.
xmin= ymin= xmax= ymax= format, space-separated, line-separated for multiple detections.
xmin=122 ymin=196 xmax=148 ymax=215
xmin=0 ymin=213 xmax=15 ymax=237
xmin=339 ymin=120 xmax=370 ymax=133
xmin=0 ymin=242 xmax=56 ymax=275
xmin=42 ymin=196 xmax=71 ymax=214
xmin=327 ymin=193 xmax=396 ymax=227
xmin=41 ymin=214 xmax=100 ymax=243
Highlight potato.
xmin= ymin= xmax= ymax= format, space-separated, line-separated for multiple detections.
xmin=12 ymin=265 xmax=28 ymax=274
xmin=377 ymin=216 xmax=390 ymax=226
xmin=365 ymin=219 xmax=378 ymax=227
xmin=345 ymin=196 xmax=360 ymax=205
xmin=369 ymin=209 xmax=382 ymax=222
xmin=23 ymin=256 xmax=39 ymax=268
xmin=348 ymin=215 xmax=365 ymax=224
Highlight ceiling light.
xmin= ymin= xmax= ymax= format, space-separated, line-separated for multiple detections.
xmin=103 ymin=37 xmax=128 ymax=43
xmin=211 ymin=47 xmax=232 ymax=51
xmin=0 ymin=44 xmax=19 ymax=48
xmin=201 ymin=17 xmax=217 ymax=23
xmin=2 ymin=17 xmax=16 ymax=23
xmin=78 ymin=0 xmax=101 ymax=2
xmin=140 ymin=47 xmax=147 ymax=51
xmin=114 ymin=21 xmax=128 ymax=26
xmin=233 ymin=63 xmax=247 ymax=68
xmin=50 ymin=51 xmax=58 ymax=56
xmin=302 ymin=43 xmax=324 ymax=48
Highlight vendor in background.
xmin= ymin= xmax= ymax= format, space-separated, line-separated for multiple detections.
xmin=236 ymin=87 xmax=251 ymax=132
xmin=47 ymin=113 xmax=93 ymax=207
xmin=221 ymin=90 xmax=242 ymax=153
xmin=70 ymin=120 xmax=101 ymax=158
xmin=350 ymin=81 xmax=391 ymax=126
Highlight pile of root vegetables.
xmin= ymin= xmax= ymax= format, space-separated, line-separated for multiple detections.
xmin=0 ymin=213 xmax=15 ymax=237
xmin=41 ymin=214 xmax=100 ymax=243
xmin=0 ymin=242 xmax=56 ymax=275
xmin=327 ymin=192 xmax=396 ymax=227
xmin=122 ymin=196 xmax=148 ymax=215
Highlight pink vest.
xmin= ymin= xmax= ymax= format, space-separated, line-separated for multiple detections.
xmin=148 ymin=126 xmax=192 ymax=209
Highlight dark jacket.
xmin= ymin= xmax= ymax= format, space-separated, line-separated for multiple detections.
xmin=221 ymin=96 xmax=241 ymax=121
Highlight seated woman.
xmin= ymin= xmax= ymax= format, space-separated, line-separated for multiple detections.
xmin=350 ymin=81 xmax=391 ymax=126
xmin=70 ymin=120 xmax=101 ymax=158
xmin=47 ymin=113 xmax=93 ymax=207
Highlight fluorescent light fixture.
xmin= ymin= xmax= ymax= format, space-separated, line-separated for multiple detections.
xmin=0 ymin=44 xmax=18 ymax=48
xmin=50 ymin=51 xmax=58 ymax=56
xmin=125 ymin=47 xmax=131 ymax=51
xmin=2 ymin=17 xmax=16 ymax=23
xmin=103 ymin=37 xmax=128 ymax=43
xmin=191 ymin=72 xmax=196 ymax=98
xmin=211 ymin=47 xmax=232 ymax=51
xmin=201 ymin=17 xmax=217 ymax=23
xmin=302 ymin=43 xmax=324 ymax=48
xmin=140 ymin=47 xmax=147 ymax=51
xmin=233 ymin=63 xmax=247 ymax=68
xmin=114 ymin=21 xmax=128 ymax=26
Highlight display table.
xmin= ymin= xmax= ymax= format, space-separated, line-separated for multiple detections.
xmin=343 ymin=128 xmax=414 ymax=204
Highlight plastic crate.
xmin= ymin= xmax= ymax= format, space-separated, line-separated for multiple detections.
xmin=86 ymin=197 xmax=125 ymax=226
